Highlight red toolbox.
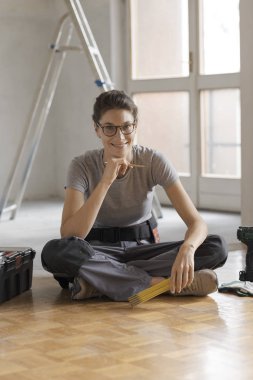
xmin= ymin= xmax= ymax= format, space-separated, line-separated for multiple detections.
xmin=0 ymin=247 xmax=36 ymax=303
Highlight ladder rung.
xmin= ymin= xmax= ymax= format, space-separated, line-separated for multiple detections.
xmin=55 ymin=45 xmax=82 ymax=52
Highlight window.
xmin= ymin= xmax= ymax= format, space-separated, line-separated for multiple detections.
xmin=201 ymin=89 xmax=241 ymax=177
xmin=199 ymin=0 xmax=240 ymax=74
xmin=134 ymin=92 xmax=190 ymax=174
xmin=130 ymin=0 xmax=189 ymax=78
xmin=128 ymin=0 xmax=241 ymax=210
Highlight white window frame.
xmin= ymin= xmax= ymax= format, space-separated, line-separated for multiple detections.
xmin=123 ymin=0 xmax=241 ymax=211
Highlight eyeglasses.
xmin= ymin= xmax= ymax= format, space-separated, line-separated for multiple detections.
xmin=96 ymin=122 xmax=136 ymax=137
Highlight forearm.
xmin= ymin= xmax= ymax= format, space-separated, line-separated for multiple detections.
xmin=60 ymin=180 xmax=111 ymax=238
xmin=182 ymin=218 xmax=208 ymax=252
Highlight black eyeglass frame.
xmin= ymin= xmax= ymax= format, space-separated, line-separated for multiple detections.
xmin=96 ymin=122 xmax=136 ymax=137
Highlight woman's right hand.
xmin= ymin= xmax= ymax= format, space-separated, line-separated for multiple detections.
xmin=102 ymin=158 xmax=131 ymax=185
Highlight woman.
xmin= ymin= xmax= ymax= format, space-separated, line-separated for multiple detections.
xmin=41 ymin=90 xmax=227 ymax=301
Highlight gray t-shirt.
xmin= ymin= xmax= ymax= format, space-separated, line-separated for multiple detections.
xmin=66 ymin=145 xmax=179 ymax=227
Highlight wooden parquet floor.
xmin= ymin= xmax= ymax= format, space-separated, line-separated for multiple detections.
xmin=1 ymin=250 xmax=253 ymax=380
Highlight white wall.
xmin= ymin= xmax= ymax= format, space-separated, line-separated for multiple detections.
xmin=240 ymin=0 xmax=253 ymax=225
xmin=0 ymin=0 xmax=112 ymax=201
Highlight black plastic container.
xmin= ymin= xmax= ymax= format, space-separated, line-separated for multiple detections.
xmin=0 ymin=247 xmax=36 ymax=303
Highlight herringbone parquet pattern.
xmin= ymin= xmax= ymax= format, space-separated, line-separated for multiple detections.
xmin=1 ymin=250 xmax=252 ymax=380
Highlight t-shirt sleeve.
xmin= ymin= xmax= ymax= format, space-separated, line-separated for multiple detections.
xmin=65 ymin=157 xmax=88 ymax=194
xmin=151 ymin=150 xmax=179 ymax=188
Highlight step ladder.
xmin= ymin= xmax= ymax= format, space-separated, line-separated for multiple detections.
xmin=0 ymin=0 xmax=162 ymax=221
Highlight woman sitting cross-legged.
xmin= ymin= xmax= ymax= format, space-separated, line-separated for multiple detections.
xmin=41 ymin=90 xmax=228 ymax=301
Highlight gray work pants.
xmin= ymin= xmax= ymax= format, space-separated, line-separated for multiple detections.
xmin=41 ymin=235 xmax=228 ymax=301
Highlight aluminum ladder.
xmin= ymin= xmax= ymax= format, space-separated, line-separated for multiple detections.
xmin=0 ymin=0 xmax=113 ymax=221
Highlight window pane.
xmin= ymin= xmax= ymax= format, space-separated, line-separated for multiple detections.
xmin=201 ymin=89 xmax=241 ymax=177
xmin=133 ymin=92 xmax=190 ymax=174
xmin=130 ymin=0 xmax=189 ymax=79
xmin=199 ymin=0 xmax=240 ymax=74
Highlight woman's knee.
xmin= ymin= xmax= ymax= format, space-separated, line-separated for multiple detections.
xmin=41 ymin=237 xmax=94 ymax=276
xmin=205 ymin=234 xmax=228 ymax=265
xmin=41 ymin=239 xmax=57 ymax=268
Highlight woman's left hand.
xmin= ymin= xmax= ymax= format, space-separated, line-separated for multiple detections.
xmin=170 ymin=244 xmax=195 ymax=294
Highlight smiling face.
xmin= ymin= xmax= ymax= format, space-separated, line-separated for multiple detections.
xmin=95 ymin=108 xmax=137 ymax=161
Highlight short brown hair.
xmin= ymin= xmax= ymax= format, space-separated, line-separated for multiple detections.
xmin=92 ymin=90 xmax=138 ymax=124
